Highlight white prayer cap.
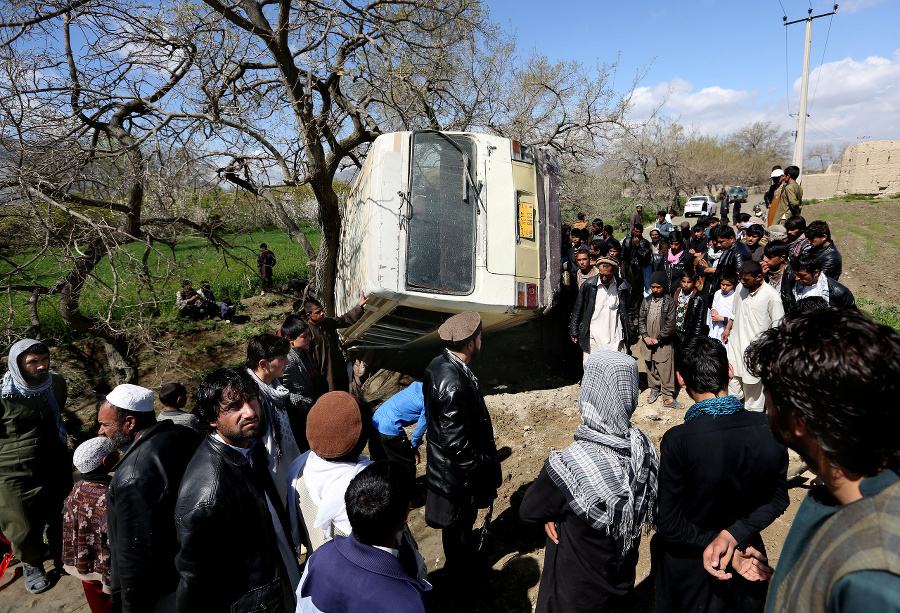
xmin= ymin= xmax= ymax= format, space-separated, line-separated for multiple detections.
xmin=106 ymin=384 xmax=155 ymax=413
xmin=73 ymin=437 xmax=115 ymax=473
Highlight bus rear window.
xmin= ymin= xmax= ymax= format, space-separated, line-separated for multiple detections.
xmin=406 ymin=133 xmax=476 ymax=293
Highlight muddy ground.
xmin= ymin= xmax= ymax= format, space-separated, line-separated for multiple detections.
xmin=1 ymin=199 xmax=893 ymax=611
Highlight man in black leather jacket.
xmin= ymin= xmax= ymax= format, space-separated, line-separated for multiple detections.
xmin=784 ymin=252 xmax=855 ymax=311
xmin=704 ymin=225 xmax=751 ymax=293
xmin=806 ymin=220 xmax=843 ymax=280
xmin=175 ymin=368 xmax=300 ymax=613
xmin=424 ymin=311 xmax=501 ymax=576
xmin=100 ymin=384 xmax=201 ymax=612
xmin=621 ymin=224 xmax=653 ymax=312
xmin=570 ymin=257 xmax=638 ymax=357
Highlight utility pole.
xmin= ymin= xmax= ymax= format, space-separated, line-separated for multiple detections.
xmin=785 ymin=5 xmax=838 ymax=180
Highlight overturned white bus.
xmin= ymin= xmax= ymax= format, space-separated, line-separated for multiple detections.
xmin=334 ymin=131 xmax=562 ymax=350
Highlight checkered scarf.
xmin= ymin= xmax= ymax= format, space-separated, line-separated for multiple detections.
xmin=547 ymin=351 xmax=659 ymax=554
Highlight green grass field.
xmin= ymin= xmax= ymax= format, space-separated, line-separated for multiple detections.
xmin=2 ymin=225 xmax=320 ymax=342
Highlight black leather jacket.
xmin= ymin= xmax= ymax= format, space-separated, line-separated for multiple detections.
xmin=812 ymin=242 xmax=843 ymax=280
xmin=424 ymin=351 xmax=501 ymax=507
xmin=676 ymin=289 xmax=709 ymax=339
xmin=621 ymin=236 xmax=652 ymax=286
xmin=652 ymin=251 xmax=690 ymax=296
xmin=108 ymin=421 xmax=201 ymax=612
xmin=782 ymin=274 xmax=855 ymax=311
xmin=175 ymin=436 xmax=297 ymax=613
xmin=711 ymin=241 xmax=752 ymax=290
xmin=569 ymin=275 xmax=638 ymax=354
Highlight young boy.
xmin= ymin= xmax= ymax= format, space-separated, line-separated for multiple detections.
xmin=280 ymin=314 xmax=324 ymax=450
xmin=674 ymin=272 xmax=708 ymax=342
xmin=744 ymin=224 xmax=765 ymax=262
xmin=709 ymin=273 xmax=737 ymax=343
xmin=62 ymin=437 xmax=120 ymax=613
xmin=156 ymin=382 xmax=203 ymax=432
xmin=639 ymin=271 xmax=679 ymax=408
xmin=605 ymin=237 xmax=622 ymax=261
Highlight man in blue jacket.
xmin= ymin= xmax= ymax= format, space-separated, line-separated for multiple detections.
xmin=297 ymin=462 xmax=431 ymax=612
xmin=371 ymin=382 xmax=426 ymax=474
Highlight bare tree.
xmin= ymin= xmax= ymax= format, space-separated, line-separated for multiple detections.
xmin=806 ymin=142 xmax=840 ymax=172
xmin=0 ymin=1 xmax=235 ymax=381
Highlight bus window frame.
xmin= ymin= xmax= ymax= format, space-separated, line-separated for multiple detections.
xmin=404 ymin=131 xmax=478 ymax=296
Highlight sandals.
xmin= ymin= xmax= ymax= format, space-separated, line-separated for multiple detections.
xmin=646 ymin=390 xmax=661 ymax=404
xmin=663 ymin=399 xmax=684 ymax=410
xmin=23 ymin=564 xmax=51 ymax=594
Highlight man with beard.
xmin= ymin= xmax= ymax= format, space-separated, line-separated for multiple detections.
xmin=0 ymin=340 xmax=71 ymax=593
xmin=571 ymin=257 xmax=638 ymax=361
xmin=100 ymin=384 xmax=200 ymax=612
xmin=424 ymin=311 xmax=501 ymax=578
xmin=728 ymin=310 xmax=900 ymax=612
xmin=176 ymin=368 xmax=301 ymax=612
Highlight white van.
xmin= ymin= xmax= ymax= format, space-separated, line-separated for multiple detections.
xmin=335 ymin=131 xmax=562 ymax=350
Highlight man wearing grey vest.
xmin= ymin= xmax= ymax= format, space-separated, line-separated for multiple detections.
xmin=705 ymin=309 xmax=900 ymax=612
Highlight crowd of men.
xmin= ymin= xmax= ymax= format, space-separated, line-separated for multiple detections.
xmin=0 ymin=304 xmax=501 ymax=613
xmin=563 ymin=178 xmax=854 ymax=413
xmin=2 ymin=174 xmax=899 ymax=612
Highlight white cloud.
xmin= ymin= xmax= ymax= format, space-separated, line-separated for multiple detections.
xmin=626 ymin=50 xmax=900 ymax=144
xmin=797 ymin=50 xmax=900 ymax=141
xmin=628 ymin=78 xmax=777 ymax=137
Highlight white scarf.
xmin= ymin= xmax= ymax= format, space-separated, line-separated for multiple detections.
xmin=793 ymin=272 xmax=830 ymax=302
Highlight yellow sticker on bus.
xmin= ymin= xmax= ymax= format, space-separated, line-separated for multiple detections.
xmin=519 ymin=200 xmax=534 ymax=240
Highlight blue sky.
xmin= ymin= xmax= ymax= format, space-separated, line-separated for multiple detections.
xmin=487 ymin=0 xmax=900 ymax=146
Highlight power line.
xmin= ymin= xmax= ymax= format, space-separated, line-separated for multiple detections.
xmin=808 ymin=12 xmax=835 ymax=115
xmin=808 ymin=116 xmax=852 ymax=141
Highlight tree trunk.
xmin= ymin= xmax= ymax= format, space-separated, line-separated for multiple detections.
xmin=26 ymin=289 xmax=42 ymax=339
xmin=103 ymin=340 xmax=137 ymax=385
xmin=312 ymin=182 xmax=341 ymax=315
xmin=58 ymin=236 xmax=139 ymax=384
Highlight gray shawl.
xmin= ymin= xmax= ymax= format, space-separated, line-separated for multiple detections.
xmin=546 ymin=351 xmax=659 ymax=554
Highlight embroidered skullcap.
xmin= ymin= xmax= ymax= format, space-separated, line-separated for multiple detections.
xmin=438 ymin=311 xmax=482 ymax=342
xmin=771 ymin=169 xmax=784 ymax=178
xmin=73 ymin=436 xmax=114 ymax=474
xmin=106 ymin=384 xmax=155 ymax=413
xmin=768 ymin=224 xmax=788 ymax=242
xmin=635 ymin=203 xmax=643 ymax=209
xmin=306 ymin=391 xmax=364 ymax=459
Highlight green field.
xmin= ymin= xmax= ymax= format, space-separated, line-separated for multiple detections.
xmin=2 ymin=225 xmax=320 ymax=342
